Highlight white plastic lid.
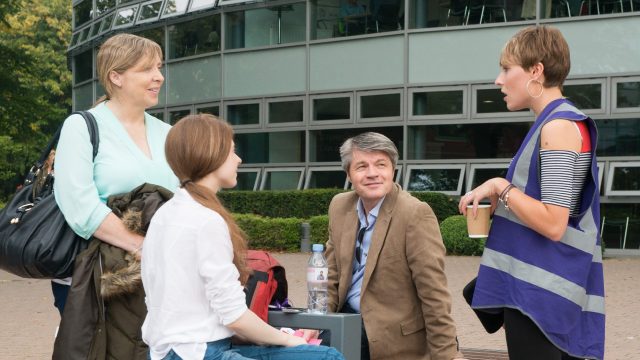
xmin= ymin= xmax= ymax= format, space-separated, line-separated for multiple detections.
xmin=312 ymin=244 xmax=324 ymax=252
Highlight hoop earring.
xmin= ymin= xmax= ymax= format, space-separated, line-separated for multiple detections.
xmin=526 ymin=79 xmax=544 ymax=98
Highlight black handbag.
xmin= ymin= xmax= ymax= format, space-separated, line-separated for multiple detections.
xmin=0 ymin=111 xmax=99 ymax=278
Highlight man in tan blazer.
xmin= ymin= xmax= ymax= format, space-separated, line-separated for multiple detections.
xmin=325 ymin=132 xmax=464 ymax=360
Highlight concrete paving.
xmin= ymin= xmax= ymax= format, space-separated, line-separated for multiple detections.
xmin=1 ymin=255 xmax=638 ymax=359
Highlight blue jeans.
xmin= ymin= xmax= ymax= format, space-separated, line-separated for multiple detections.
xmin=156 ymin=337 xmax=344 ymax=360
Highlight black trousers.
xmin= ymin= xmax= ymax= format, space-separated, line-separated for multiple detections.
xmin=504 ymin=308 xmax=582 ymax=360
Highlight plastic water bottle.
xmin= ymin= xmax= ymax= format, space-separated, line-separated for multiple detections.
xmin=307 ymin=244 xmax=328 ymax=314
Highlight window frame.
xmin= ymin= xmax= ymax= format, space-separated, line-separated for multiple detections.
xmin=356 ymin=89 xmax=404 ymax=123
xmin=167 ymin=105 xmax=194 ymax=125
xmin=605 ymin=161 xmax=640 ymax=196
xmin=466 ymin=163 xmax=509 ymax=192
xmin=224 ymin=99 xmax=262 ymax=129
xmin=408 ymin=86 xmax=467 ymax=121
xmin=195 ymin=102 xmax=221 ymax=116
xmin=99 ymin=11 xmax=116 ymax=34
xmin=147 ymin=108 xmax=166 ymax=123
xmin=260 ymin=167 xmax=306 ymax=190
xmin=612 ymin=76 xmax=640 ymax=114
xmin=236 ymin=167 xmax=262 ymax=191
xmin=136 ymin=0 xmax=164 ymax=24
xmin=404 ymin=164 xmax=466 ymax=195
xmin=266 ymin=96 xmax=306 ymax=128
xmin=190 ymin=0 xmax=220 ymax=12
xmin=563 ymin=78 xmax=606 ymax=115
xmin=161 ymin=0 xmax=191 ymax=19
xmin=304 ymin=166 xmax=348 ymax=189
xmin=112 ymin=4 xmax=140 ymax=29
xmin=472 ymin=84 xmax=532 ymax=119
xmin=310 ymin=92 xmax=354 ymax=125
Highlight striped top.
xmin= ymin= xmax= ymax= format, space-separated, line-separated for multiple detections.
xmin=540 ymin=120 xmax=592 ymax=216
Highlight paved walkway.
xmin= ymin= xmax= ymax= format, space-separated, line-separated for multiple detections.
xmin=1 ymin=255 xmax=638 ymax=359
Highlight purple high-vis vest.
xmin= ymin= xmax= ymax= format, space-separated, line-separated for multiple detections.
xmin=472 ymin=98 xmax=605 ymax=359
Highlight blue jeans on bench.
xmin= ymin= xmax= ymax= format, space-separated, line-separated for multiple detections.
xmin=155 ymin=337 xmax=344 ymax=360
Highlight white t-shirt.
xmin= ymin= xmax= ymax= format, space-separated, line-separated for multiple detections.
xmin=141 ymin=188 xmax=248 ymax=360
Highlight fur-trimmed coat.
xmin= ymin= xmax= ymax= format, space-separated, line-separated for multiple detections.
xmin=53 ymin=183 xmax=173 ymax=360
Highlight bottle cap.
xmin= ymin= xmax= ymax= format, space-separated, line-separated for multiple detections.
xmin=312 ymin=244 xmax=324 ymax=252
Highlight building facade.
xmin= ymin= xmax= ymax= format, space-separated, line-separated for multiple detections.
xmin=68 ymin=0 xmax=640 ymax=254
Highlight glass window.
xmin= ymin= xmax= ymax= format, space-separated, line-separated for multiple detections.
xmin=137 ymin=0 xmax=163 ymax=23
xmin=606 ymin=162 xmax=640 ymax=196
xmin=268 ymin=99 xmax=304 ymax=124
xmin=190 ymin=0 xmax=218 ymax=11
xmin=600 ymin=203 xmax=640 ymax=250
xmin=310 ymin=126 xmax=403 ymax=162
xmin=225 ymin=2 xmax=306 ymax=50
xmin=96 ymin=0 xmax=116 ymax=17
xmin=467 ymin=164 xmax=508 ymax=191
xmin=226 ymin=103 xmax=260 ymax=126
xmin=96 ymin=81 xmax=105 ymax=100
xmin=162 ymin=0 xmax=190 ymax=18
xmin=70 ymin=32 xmax=81 ymax=48
xmin=135 ymin=27 xmax=165 ymax=50
xmin=113 ymin=6 xmax=139 ymax=28
xmin=476 ymin=88 xmax=513 ymax=114
xmin=169 ymin=109 xmax=191 ymax=124
xmin=615 ymin=80 xmax=640 ymax=109
xmin=100 ymin=13 xmax=115 ymax=33
xmin=312 ymin=96 xmax=351 ymax=121
xmin=311 ymin=0 xmax=403 ymax=39
xmin=404 ymin=165 xmax=465 ymax=195
xmin=410 ymin=0 xmax=526 ymax=28
xmin=168 ymin=15 xmax=221 ymax=59
xmin=234 ymin=169 xmax=261 ymax=190
xmin=359 ymin=92 xmax=401 ymax=119
xmin=90 ymin=22 xmax=102 ymax=38
xmin=564 ymin=83 xmax=602 ymax=110
xmin=236 ymin=131 xmax=305 ymax=163
xmin=407 ymin=122 xmax=531 ymax=160
xmin=74 ymin=50 xmax=93 ymax=84
xmin=596 ymin=118 xmax=640 ymax=157
xmin=305 ymin=167 xmax=347 ymax=189
xmin=411 ymin=89 xmax=464 ymax=117
xmin=78 ymin=27 xmax=91 ymax=44
xmin=197 ymin=105 xmax=220 ymax=116
xmin=148 ymin=110 xmax=165 ymax=122
xmin=261 ymin=168 xmax=305 ymax=190
xmin=74 ymin=0 xmax=92 ymax=28
xmin=74 ymin=83 xmax=94 ymax=111
xmin=118 ymin=0 xmax=138 ymax=5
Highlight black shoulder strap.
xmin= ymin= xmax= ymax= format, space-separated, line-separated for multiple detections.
xmin=74 ymin=111 xmax=100 ymax=160
xmin=35 ymin=111 xmax=100 ymax=169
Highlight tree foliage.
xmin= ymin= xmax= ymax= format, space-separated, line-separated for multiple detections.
xmin=0 ymin=0 xmax=72 ymax=199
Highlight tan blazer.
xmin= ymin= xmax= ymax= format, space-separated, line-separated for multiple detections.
xmin=326 ymin=184 xmax=462 ymax=360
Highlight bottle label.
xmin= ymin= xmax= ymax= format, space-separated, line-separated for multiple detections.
xmin=307 ymin=267 xmax=328 ymax=283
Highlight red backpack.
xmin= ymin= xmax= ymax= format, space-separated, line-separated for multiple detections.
xmin=244 ymin=250 xmax=288 ymax=322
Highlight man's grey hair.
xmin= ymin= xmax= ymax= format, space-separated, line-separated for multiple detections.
xmin=339 ymin=132 xmax=399 ymax=172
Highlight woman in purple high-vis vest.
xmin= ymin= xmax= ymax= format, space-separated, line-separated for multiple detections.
xmin=458 ymin=26 xmax=604 ymax=360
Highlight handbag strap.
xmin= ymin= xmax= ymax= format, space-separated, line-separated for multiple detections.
xmin=36 ymin=111 xmax=100 ymax=167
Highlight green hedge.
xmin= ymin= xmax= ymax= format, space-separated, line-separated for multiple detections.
xmin=440 ymin=215 xmax=486 ymax=256
xmin=234 ymin=213 xmax=487 ymax=256
xmin=233 ymin=213 xmax=330 ymax=251
xmin=221 ymin=189 xmax=458 ymax=223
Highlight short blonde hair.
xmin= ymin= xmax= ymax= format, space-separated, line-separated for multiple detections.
xmin=96 ymin=33 xmax=162 ymax=100
xmin=500 ymin=26 xmax=570 ymax=88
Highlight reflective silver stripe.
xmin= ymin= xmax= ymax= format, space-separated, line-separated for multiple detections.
xmin=481 ymin=248 xmax=605 ymax=314
xmin=492 ymin=210 xmax=602 ymax=263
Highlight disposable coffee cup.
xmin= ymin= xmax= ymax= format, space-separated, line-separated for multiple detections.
xmin=466 ymin=205 xmax=491 ymax=238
